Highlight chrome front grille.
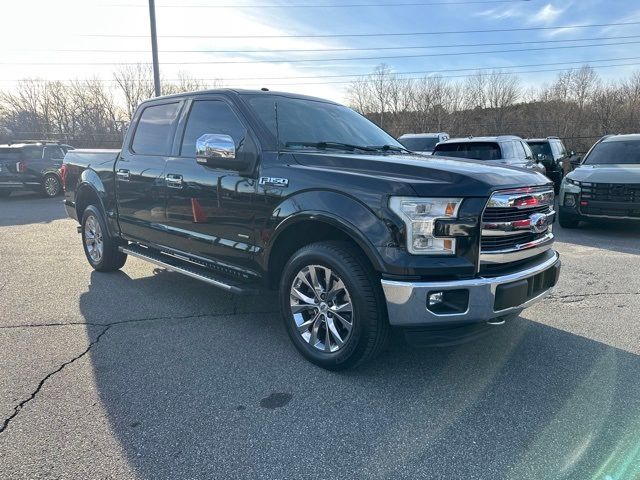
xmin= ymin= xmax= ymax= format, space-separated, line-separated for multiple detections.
xmin=480 ymin=187 xmax=555 ymax=266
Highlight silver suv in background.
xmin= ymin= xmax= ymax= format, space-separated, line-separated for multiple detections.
xmin=432 ymin=135 xmax=545 ymax=174
xmin=558 ymin=134 xmax=640 ymax=228
xmin=398 ymin=132 xmax=449 ymax=154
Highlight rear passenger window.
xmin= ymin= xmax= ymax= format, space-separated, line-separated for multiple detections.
xmin=513 ymin=141 xmax=526 ymax=159
xmin=43 ymin=146 xmax=64 ymax=160
xmin=131 ymin=102 xmax=181 ymax=155
xmin=500 ymin=141 xmax=514 ymax=159
xmin=180 ymin=100 xmax=247 ymax=156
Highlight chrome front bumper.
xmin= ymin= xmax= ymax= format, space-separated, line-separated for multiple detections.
xmin=381 ymin=251 xmax=560 ymax=326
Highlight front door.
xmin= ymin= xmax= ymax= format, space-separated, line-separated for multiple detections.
xmin=116 ymin=100 xmax=183 ymax=246
xmin=163 ymin=97 xmax=258 ymax=272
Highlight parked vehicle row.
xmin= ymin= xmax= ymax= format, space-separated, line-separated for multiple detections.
xmin=0 ymin=141 xmax=72 ymax=198
xmin=399 ymin=132 xmax=577 ymax=192
xmin=62 ymin=88 xmax=560 ymax=370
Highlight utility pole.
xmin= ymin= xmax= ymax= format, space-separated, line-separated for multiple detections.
xmin=148 ymin=0 xmax=161 ymax=97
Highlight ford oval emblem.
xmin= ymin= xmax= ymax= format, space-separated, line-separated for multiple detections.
xmin=529 ymin=213 xmax=548 ymax=234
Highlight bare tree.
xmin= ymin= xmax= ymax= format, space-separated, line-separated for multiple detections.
xmin=113 ymin=64 xmax=155 ymax=120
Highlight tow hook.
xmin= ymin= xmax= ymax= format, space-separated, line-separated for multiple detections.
xmin=486 ymin=317 xmax=506 ymax=326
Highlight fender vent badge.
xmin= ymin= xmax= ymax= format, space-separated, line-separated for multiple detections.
xmin=259 ymin=177 xmax=289 ymax=188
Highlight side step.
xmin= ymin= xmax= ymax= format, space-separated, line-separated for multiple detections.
xmin=119 ymin=244 xmax=260 ymax=295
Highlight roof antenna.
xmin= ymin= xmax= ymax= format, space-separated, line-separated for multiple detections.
xmin=274 ymin=100 xmax=281 ymax=156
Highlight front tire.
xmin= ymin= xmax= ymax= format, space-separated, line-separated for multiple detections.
xmin=559 ymin=209 xmax=580 ymax=229
xmin=279 ymin=241 xmax=389 ymax=370
xmin=41 ymin=174 xmax=62 ymax=197
xmin=81 ymin=205 xmax=127 ymax=272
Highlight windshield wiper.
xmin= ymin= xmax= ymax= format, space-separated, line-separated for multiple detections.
xmin=285 ymin=141 xmax=377 ymax=152
xmin=367 ymin=144 xmax=412 ymax=154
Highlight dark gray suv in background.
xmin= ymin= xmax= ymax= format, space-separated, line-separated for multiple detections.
xmin=0 ymin=141 xmax=66 ymax=198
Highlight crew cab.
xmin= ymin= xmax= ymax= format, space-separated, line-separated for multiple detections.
xmin=63 ymin=89 xmax=560 ymax=370
xmin=559 ymin=134 xmax=640 ymax=228
xmin=0 ymin=141 xmax=67 ymax=197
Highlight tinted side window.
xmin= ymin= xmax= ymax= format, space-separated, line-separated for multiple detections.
xmin=180 ymin=100 xmax=247 ymax=156
xmin=433 ymin=142 xmax=501 ymax=160
xmin=521 ymin=141 xmax=533 ymax=159
xmin=21 ymin=146 xmax=43 ymax=160
xmin=513 ymin=141 xmax=526 ymax=159
xmin=551 ymin=140 xmax=565 ymax=158
xmin=131 ymin=102 xmax=181 ymax=155
xmin=43 ymin=146 xmax=65 ymax=160
xmin=500 ymin=141 xmax=514 ymax=159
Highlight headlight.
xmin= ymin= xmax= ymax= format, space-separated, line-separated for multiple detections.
xmin=389 ymin=197 xmax=462 ymax=255
xmin=565 ymin=177 xmax=580 ymax=186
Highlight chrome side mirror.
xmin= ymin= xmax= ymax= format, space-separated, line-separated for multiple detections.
xmin=196 ymin=134 xmax=236 ymax=165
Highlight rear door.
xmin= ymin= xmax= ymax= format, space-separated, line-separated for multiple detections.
xmin=115 ymin=100 xmax=183 ymax=245
xmin=163 ymin=96 xmax=258 ymax=271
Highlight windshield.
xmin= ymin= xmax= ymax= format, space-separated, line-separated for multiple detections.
xmin=433 ymin=141 xmax=502 ymax=160
xmin=399 ymin=137 xmax=439 ymax=151
xmin=584 ymin=139 xmax=640 ymax=165
xmin=246 ymin=95 xmax=403 ymax=151
xmin=527 ymin=142 xmax=552 ymax=159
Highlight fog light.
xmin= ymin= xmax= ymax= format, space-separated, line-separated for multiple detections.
xmin=564 ymin=193 xmax=577 ymax=207
xmin=426 ymin=289 xmax=469 ymax=315
xmin=428 ymin=291 xmax=444 ymax=307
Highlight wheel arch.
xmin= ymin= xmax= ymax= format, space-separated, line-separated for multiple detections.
xmin=264 ymin=212 xmax=385 ymax=288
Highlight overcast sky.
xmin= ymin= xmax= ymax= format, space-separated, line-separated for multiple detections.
xmin=1 ymin=0 xmax=639 ymax=102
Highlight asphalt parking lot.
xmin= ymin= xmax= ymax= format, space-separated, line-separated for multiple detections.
xmin=1 ymin=191 xmax=639 ymax=480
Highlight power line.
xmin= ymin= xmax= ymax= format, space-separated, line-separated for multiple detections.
xmin=1 ymin=59 xmax=637 ymax=85
xmin=4 ymin=40 xmax=639 ymax=65
xmin=82 ymin=21 xmax=640 ymax=38
xmin=5 ymin=34 xmax=640 ymax=54
xmin=106 ymin=0 xmax=532 ymax=8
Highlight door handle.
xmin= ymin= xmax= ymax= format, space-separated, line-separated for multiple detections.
xmin=117 ymin=169 xmax=130 ymax=180
xmin=166 ymin=173 xmax=183 ymax=188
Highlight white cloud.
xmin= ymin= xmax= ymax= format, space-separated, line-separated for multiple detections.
xmin=532 ymin=4 xmax=564 ymax=25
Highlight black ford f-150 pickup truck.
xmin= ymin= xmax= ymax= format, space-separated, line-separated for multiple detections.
xmin=63 ymin=89 xmax=560 ymax=370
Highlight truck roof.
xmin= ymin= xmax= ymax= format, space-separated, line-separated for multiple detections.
xmin=398 ymin=133 xmax=447 ymax=138
xmin=138 ymin=88 xmax=340 ymax=107
xmin=601 ymin=133 xmax=640 ymax=143
xmin=441 ymin=135 xmax=523 ymax=144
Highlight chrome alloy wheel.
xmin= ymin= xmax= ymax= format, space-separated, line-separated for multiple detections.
xmin=44 ymin=176 xmax=60 ymax=196
xmin=84 ymin=215 xmax=104 ymax=263
xmin=290 ymin=264 xmax=354 ymax=353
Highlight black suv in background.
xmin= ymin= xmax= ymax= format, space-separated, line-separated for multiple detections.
xmin=525 ymin=137 xmax=574 ymax=192
xmin=0 ymin=141 xmax=67 ymax=198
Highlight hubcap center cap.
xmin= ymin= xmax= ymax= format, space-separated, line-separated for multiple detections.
xmin=319 ymin=302 xmax=329 ymax=314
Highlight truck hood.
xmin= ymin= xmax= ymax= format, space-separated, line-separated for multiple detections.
xmin=567 ymin=164 xmax=640 ymax=184
xmin=292 ymin=152 xmax=551 ymax=197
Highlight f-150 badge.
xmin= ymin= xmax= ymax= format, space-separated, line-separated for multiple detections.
xmin=259 ymin=177 xmax=289 ymax=188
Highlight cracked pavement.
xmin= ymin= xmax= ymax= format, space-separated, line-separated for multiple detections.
xmin=0 ymin=191 xmax=639 ymax=480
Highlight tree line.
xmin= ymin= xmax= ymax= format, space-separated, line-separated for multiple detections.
xmin=347 ymin=64 xmax=640 ymax=153
xmin=0 ymin=65 xmax=222 ymax=148
xmin=1 ymin=63 xmax=638 ymax=153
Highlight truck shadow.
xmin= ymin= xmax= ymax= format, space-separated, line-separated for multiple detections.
xmin=555 ymin=220 xmax=640 ymax=256
xmin=0 ymin=192 xmax=67 ymax=227
xmin=79 ymin=270 xmax=640 ymax=479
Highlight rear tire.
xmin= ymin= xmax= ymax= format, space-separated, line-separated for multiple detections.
xmin=559 ymin=209 xmax=580 ymax=229
xmin=41 ymin=174 xmax=62 ymax=197
xmin=81 ymin=205 xmax=127 ymax=272
xmin=279 ymin=241 xmax=389 ymax=370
